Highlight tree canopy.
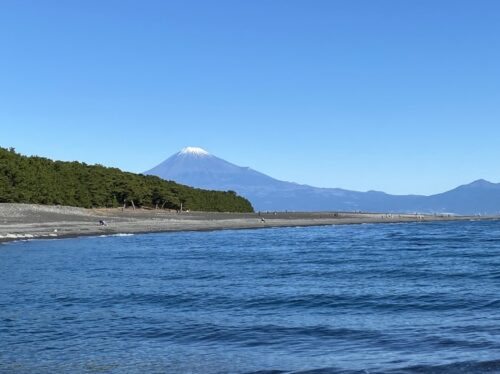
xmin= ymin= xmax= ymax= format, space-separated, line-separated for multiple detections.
xmin=0 ymin=147 xmax=254 ymax=212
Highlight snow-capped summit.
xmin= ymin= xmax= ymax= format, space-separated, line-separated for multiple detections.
xmin=179 ymin=146 xmax=210 ymax=157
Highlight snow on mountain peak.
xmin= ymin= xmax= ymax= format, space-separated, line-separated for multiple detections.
xmin=179 ymin=147 xmax=210 ymax=156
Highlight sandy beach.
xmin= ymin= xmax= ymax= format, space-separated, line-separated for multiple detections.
xmin=0 ymin=203 xmax=495 ymax=244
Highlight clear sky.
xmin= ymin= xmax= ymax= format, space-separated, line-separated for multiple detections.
xmin=1 ymin=0 xmax=499 ymax=195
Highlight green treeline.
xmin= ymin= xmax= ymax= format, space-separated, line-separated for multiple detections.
xmin=0 ymin=147 xmax=254 ymax=212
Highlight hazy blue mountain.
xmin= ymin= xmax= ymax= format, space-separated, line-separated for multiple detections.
xmin=145 ymin=147 xmax=500 ymax=214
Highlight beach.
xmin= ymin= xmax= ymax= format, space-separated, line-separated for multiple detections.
xmin=0 ymin=203 xmax=494 ymax=244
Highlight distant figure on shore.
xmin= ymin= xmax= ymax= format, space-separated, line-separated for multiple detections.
xmin=98 ymin=220 xmax=108 ymax=227
xmin=260 ymin=217 xmax=266 ymax=223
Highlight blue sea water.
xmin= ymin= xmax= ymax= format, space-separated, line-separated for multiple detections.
xmin=2 ymin=221 xmax=500 ymax=373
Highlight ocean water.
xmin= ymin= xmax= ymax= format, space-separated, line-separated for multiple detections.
xmin=2 ymin=221 xmax=500 ymax=373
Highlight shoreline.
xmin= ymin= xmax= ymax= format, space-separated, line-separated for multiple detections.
xmin=0 ymin=203 xmax=497 ymax=244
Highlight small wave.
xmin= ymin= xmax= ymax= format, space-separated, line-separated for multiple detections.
xmin=388 ymin=358 xmax=500 ymax=374
xmin=98 ymin=233 xmax=134 ymax=237
xmin=272 ymin=358 xmax=500 ymax=374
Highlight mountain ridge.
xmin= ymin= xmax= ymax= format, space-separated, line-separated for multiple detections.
xmin=145 ymin=147 xmax=500 ymax=214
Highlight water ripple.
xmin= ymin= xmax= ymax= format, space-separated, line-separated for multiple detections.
xmin=1 ymin=220 xmax=500 ymax=373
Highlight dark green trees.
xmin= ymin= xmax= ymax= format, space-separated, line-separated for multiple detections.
xmin=0 ymin=147 xmax=253 ymax=212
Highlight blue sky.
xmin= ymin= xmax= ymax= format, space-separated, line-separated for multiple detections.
xmin=1 ymin=0 xmax=499 ymax=195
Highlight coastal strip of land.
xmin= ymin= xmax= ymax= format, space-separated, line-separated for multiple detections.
xmin=0 ymin=203 xmax=496 ymax=244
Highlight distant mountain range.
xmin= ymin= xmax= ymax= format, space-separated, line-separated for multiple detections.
xmin=145 ymin=147 xmax=500 ymax=215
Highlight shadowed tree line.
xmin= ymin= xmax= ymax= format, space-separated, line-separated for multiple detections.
xmin=0 ymin=147 xmax=254 ymax=212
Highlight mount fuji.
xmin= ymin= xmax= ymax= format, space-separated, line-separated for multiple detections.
xmin=144 ymin=147 xmax=500 ymax=214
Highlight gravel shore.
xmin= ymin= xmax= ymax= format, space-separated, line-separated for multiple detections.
xmin=0 ymin=203 xmax=495 ymax=243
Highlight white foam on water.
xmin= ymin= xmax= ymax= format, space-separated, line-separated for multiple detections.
xmin=98 ymin=233 xmax=135 ymax=237
xmin=2 ymin=233 xmax=37 ymax=239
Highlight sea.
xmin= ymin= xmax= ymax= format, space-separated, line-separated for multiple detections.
xmin=2 ymin=220 xmax=500 ymax=374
